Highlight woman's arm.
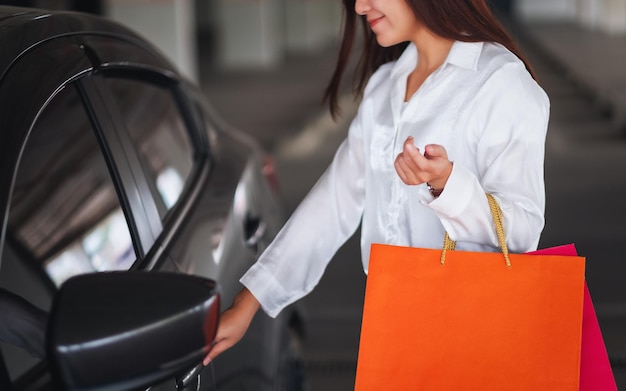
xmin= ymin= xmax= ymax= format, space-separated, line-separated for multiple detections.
xmin=430 ymin=62 xmax=550 ymax=252
xmin=394 ymin=62 xmax=549 ymax=253
xmin=204 ymin=101 xmax=368 ymax=363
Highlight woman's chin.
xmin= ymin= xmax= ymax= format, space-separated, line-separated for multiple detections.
xmin=374 ymin=35 xmax=404 ymax=48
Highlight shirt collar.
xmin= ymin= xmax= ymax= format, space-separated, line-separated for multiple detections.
xmin=390 ymin=40 xmax=484 ymax=78
xmin=447 ymin=41 xmax=484 ymax=70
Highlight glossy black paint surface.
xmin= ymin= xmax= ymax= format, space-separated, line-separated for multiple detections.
xmin=0 ymin=7 xmax=177 ymax=259
xmin=47 ymin=272 xmax=220 ymax=391
xmin=0 ymin=5 xmax=292 ymax=391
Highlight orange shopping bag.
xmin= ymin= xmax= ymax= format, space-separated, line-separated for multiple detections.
xmin=355 ymin=194 xmax=586 ymax=391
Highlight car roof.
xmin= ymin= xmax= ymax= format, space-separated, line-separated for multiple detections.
xmin=0 ymin=6 xmax=162 ymax=80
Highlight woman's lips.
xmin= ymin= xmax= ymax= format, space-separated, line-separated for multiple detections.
xmin=368 ymin=16 xmax=384 ymax=28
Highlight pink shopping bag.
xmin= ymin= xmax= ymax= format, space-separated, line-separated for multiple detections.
xmin=529 ymin=244 xmax=617 ymax=390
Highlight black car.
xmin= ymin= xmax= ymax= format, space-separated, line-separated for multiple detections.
xmin=0 ymin=6 xmax=302 ymax=391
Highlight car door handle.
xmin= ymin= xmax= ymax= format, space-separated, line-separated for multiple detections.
xmin=175 ymin=363 xmax=203 ymax=390
xmin=244 ymin=212 xmax=266 ymax=251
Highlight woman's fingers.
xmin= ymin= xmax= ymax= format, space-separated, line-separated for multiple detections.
xmin=395 ymin=137 xmax=426 ymax=184
xmin=204 ymin=335 xmax=232 ymax=365
xmin=394 ymin=154 xmax=412 ymax=184
xmin=202 ymin=288 xmax=260 ymax=366
xmin=395 ymin=138 xmax=452 ymax=186
xmin=395 ymin=137 xmax=419 ymax=183
xmin=424 ymin=144 xmax=449 ymax=160
xmin=203 ymin=308 xmax=245 ymax=365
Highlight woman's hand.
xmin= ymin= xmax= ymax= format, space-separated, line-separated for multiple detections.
xmin=203 ymin=288 xmax=260 ymax=366
xmin=394 ymin=136 xmax=453 ymax=190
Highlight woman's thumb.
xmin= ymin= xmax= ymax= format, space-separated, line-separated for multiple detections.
xmin=424 ymin=144 xmax=447 ymax=160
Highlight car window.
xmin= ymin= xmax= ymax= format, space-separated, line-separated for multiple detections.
xmin=105 ymin=77 xmax=195 ymax=220
xmin=6 ymin=83 xmax=135 ymax=287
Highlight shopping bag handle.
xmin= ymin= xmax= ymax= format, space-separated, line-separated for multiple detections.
xmin=441 ymin=193 xmax=511 ymax=267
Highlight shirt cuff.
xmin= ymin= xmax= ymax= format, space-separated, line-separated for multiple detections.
xmin=419 ymin=163 xmax=477 ymax=218
xmin=240 ymin=261 xmax=290 ymax=319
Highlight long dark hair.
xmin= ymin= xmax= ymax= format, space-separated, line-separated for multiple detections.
xmin=324 ymin=0 xmax=536 ymax=118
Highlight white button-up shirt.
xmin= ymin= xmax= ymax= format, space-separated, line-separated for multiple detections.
xmin=242 ymin=41 xmax=550 ymax=318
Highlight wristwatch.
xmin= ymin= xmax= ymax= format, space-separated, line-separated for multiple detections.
xmin=426 ymin=182 xmax=443 ymax=198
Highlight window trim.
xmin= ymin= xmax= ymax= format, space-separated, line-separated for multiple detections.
xmin=77 ymin=75 xmax=161 ymax=258
xmin=4 ymin=77 xmax=141 ymax=280
xmin=81 ymin=68 xmax=212 ymax=271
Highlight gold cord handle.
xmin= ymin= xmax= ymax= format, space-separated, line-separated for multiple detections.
xmin=440 ymin=193 xmax=511 ymax=267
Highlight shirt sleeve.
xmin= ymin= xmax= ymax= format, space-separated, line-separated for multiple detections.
xmin=240 ymin=108 xmax=366 ymax=318
xmin=422 ymin=62 xmax=550 ymax=253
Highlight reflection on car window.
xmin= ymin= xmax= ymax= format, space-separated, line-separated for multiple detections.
xmin=7 ymin=84 xmax=135 ymax=286
xmin=106 ymin=77 xmax=194 ymax=219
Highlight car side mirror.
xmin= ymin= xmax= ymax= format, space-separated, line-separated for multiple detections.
xmin=46 ymin=271 xmax=220 ymax=391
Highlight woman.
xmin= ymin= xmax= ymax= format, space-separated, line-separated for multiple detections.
xmin=204 ymin=0 xmax=549 ymax=365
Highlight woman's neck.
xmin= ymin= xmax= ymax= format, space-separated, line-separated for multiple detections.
xmin=413 ymin=29 xmax=454 ymax=74
xmin=404 ymin=30 xmax=454 ymax=101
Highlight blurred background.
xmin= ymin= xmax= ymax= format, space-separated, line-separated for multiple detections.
xmin=2 ymin=0 xmax=625 ymax=389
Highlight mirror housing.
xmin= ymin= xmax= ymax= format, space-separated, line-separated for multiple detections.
xmin=46 ymin=271 xmax=220 ymax=391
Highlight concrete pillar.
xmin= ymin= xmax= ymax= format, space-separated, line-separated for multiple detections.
xmin=328 ymin=0 xmax=343 ymax=42
xmin=515 ymin=0 xmax=577 ymax=21
xmin=600 ymin=0 xmax=626 ymax=34
xmin=106 ymin=0 xmax=198 ymax=82
xmin=516 ymin=0 xmax=625 ymax=35
xmin=577 ymin=0 xmax=604 ymax=29
xmin=214 ymin=0 xmax=283 ymax=69
xmin=285 ymin=0 xmax=342 ymax=53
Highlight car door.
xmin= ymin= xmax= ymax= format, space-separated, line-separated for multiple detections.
xmin=0 ymin=35 xmax=184 ymax=390
xmin=72 ymin=36 xmax=296 ymax=391
xmin=0 ymin=25 xmax=295 ymax=390
xmin=78 ymin=35 xmax=300 ymax=391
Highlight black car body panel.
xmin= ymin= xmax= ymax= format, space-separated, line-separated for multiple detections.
xmin=0 ymin=6 xmax=294 ymax=391
xmin=47 ymin=272 xmax=220 ymax=391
